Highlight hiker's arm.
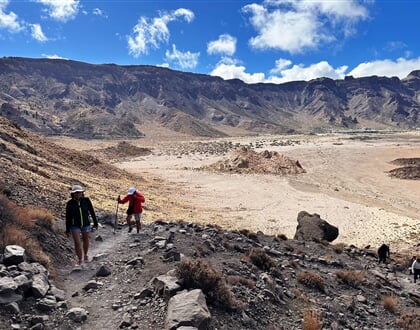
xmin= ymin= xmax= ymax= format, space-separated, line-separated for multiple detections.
xmin=119 ymin=195 xmax=129 ymax=204
xmin=86 ymin=198 xmax=98 ymax=228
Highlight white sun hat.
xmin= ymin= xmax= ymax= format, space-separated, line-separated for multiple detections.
xmin=71 ymin=184 xmax=85 ymax=193
xmin=128 ymin=187 xmax=136 ymax=195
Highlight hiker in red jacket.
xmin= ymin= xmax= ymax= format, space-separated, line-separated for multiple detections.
xmin=118 ymin=187 xmax=145 ymax=233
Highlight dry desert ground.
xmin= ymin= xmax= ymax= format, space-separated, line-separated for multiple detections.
xmin=51 ymin=130 xmax=420 ymax=253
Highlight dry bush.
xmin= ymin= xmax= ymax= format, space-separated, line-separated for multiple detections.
xmin=2 ymin=224 xmax=27 ymax=246
xmin=0 ymin=195 xmax=16 ymax=232
xmin=0 ymin=198 xmax=54 ymax=270
xmin=239 ymin=229 xmax=259 ymax=242
xmin=273 ymin=233 xmax=288 ymax=241
xmin=227 ymin=275 xmax=255 ymax=288
xmin=297 ymin=271 xmax=325 ymax=292
xmin=336 ymin=270 xmax=365 ymax=288
xmin=292 ymin=288 xmax=308 ymax=303
xmin=28 ymin=208 xmax=55 ymax=230
xmin=2 ymin=224 xmax=51 ymax=268
xmin=13 ymin=206 xmax=33 ymax=227
xmin=397 ymin=309 xmax=420 ymax=330
xmin=332 ymin=242 xmax=346 ymax=254
xmin=248 ymin=247 xmax=276 ymax=271
xmin=176 ymin=258 xmax=237 ymax=310
xmin=192 ymin=244 xmax=207 ymax=257
xmin=382 ymin=294 xmax=398 ymax=314
xmin=303 ymin=309 xmax=322 ymax=330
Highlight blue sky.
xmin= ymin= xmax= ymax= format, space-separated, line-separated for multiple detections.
xmin=1 ymin=0 xmax=420 ymax=84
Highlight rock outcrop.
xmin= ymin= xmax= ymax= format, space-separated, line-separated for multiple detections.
xmin=294 ymin=211 xmax=339 ymax=242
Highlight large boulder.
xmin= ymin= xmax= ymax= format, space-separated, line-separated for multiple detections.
xmin=3 ymin=245 xmax=25 ymax=266
xmin=165 ymin=289 xmax=211 ymax=330
xmin=294 ymin=211 xmax=339 ymax=242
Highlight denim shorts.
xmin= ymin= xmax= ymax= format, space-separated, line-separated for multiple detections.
xmin=70 ymin=225 xmax=92 ymax=233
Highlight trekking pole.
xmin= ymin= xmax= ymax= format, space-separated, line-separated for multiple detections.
xmin=114 ymin=195 xmax=120 ymax=235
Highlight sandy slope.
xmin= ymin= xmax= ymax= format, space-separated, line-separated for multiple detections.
xmin=112 ymin=132 xmax=420 ymax=252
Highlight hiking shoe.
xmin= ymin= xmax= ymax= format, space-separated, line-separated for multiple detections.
xmin=128 ymin=226 xmax=133 ymax=233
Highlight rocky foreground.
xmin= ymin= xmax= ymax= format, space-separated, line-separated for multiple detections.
xmin=1 ymin=214 xmax=419 ymax=330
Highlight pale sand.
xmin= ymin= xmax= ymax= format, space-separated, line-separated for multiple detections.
xmin=114 ymin=133 xmax=420 ymax=251
xmin=50 ymin=132 xmax=420 ymax=251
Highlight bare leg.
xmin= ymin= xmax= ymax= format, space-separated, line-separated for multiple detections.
xmin=126 ymin=215 xmax=132 ymax=232
xmin=71 ymin=231 xmax=83 ymax=265
xmin=82 ymin=231 xmax=90 ymax=261
xmin=136 ymin=220 xmax=140 ymax=233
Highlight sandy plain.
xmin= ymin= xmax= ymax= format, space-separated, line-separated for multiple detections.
xmin=52 ymin=130 xmax=420 ymax=252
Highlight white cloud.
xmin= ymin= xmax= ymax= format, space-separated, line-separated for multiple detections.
xmin=30 ymin=23 xmax=48 ymax=42
xmin=268 ymin=59 xmax=348 ymax=83
xmin=349 ymin=57 xmax=420 ymax=79
xmin=210 ymin=62 xmax=266 ymax=84
xmin=210 ymin=56 xmax=420 ymax=85
xmin=0 ymin=0 xmax=23 ymax=32
xmin=165 ymin=44 xmax=199 ymax=69
xmin=207 ymin=34 xmax=237 ymax=56
xmin=242 ymin=0 xmax=369 ymax=53
xmin=127 ymin=8 xmax=194 ymax=58
xmin=36 ymin=0 xmax=80 ymax=22
xmin=42 ymin=53 xmax=68 ymax=60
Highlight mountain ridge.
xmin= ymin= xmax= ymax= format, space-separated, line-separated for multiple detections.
xmin=0 ymin=57 xmax=419 ymax=139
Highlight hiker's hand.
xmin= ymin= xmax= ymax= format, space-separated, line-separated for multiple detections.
xmin=65 ymin=231 xmax=70 ymax=237
xmin=117 ymin=196 xmax=121 ymax=202
xmin=93 ymin=224 xmax=98 ymax=231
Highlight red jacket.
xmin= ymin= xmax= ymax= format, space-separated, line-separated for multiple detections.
xmin=119 ymin=191 xmax=145 ymax=214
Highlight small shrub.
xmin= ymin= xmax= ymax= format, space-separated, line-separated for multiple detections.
xmin=397 ymin=309 xmax=420 ymax=330
xmin=303 ymin=309 xmax=322 ymax=330
xmin=297 ymin=271 xmax=325 ymax=292
xmin=336 ymin=270 xmax=365 ymax=288
xmin=28 ymin=208 xmax=55 ymax=230
xmin=192 ymin=244 xmax=207 ymax=257
xmin=227 ymin=275 xmax=255 ymax=288
xmin=176 ymin=258 xmax=237 ymax=310
xmin=239 ymin=229 xmax=259 ymax=242
xmin=0 ymin=195 xmax=15 ymax=231
xmin=292 ymin=288 xmax=308 ymax=302
xmin=2 ymin=224 xmax=27 ymax=246
xmin=248 ymin=247 xmax=275 ymax=271
xmin=382 ymin=294 xmax=398 ymax=314
xmin=332 ymin=243 xmax=345 ymax=254
xmin=273 ymin=233 xmax=288 ymax=241
xmin=13 ymin=206 xmax=33 ymax=227
xmin=2 ymin=224 xmax=51 ymax=268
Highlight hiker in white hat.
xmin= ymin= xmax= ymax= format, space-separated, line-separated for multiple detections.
xmin=65 ymin=184 xmax=98 ymax=267
xmin=118 ymin=187 xmax=145 ymax=234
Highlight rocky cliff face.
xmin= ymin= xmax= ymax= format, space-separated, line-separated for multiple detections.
xmin=0 ymin=57 xmax=419 ymax=138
